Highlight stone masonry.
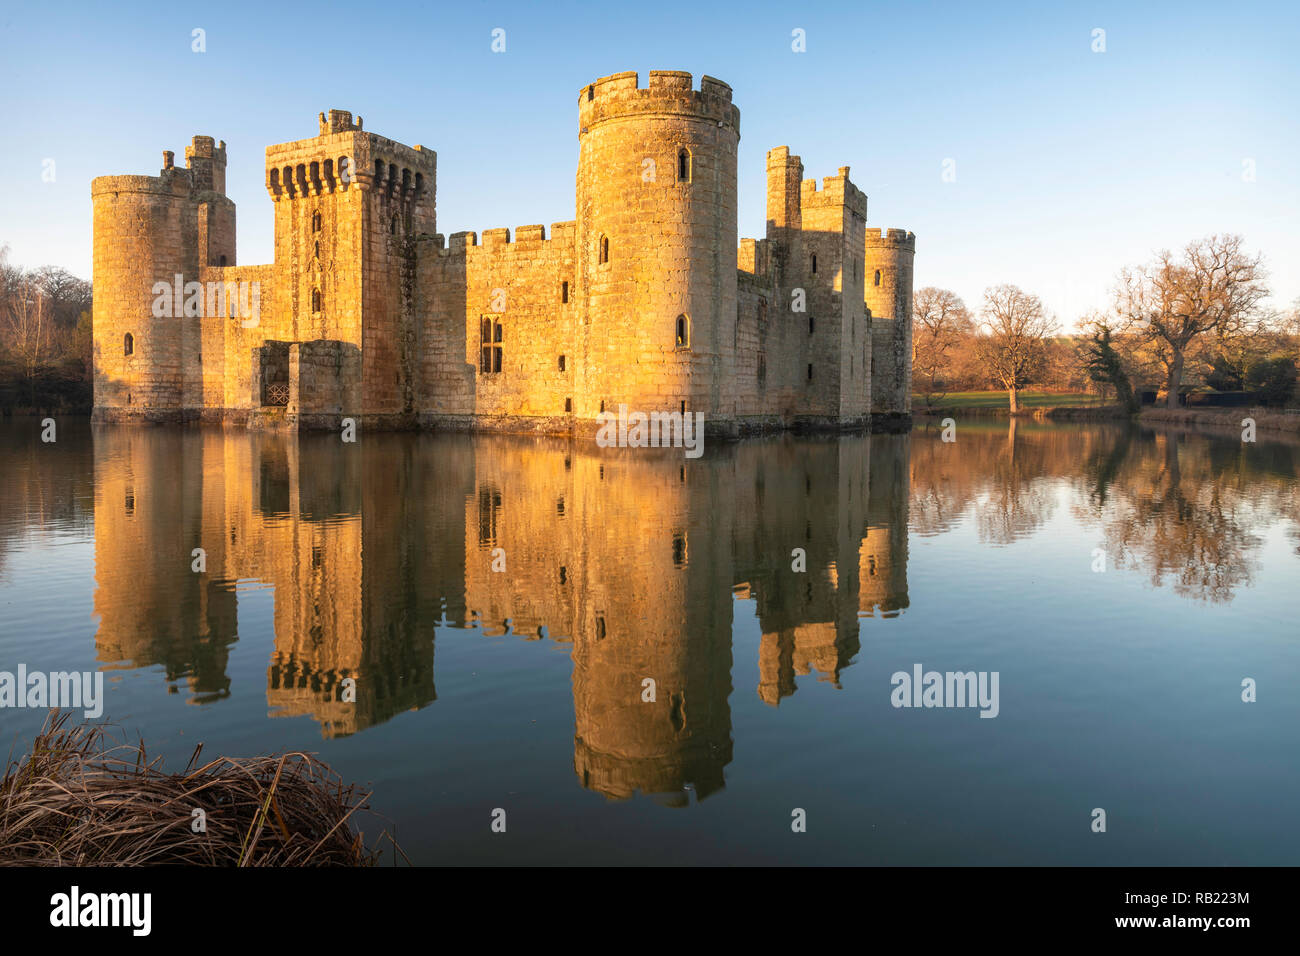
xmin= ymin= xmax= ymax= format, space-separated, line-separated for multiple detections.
xmin=91 ymin=72 xmax=916 ymax=435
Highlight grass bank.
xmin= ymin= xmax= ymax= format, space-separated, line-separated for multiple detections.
xmin=914 ymin=391 xmax=1127 ymax=420
xmin=1139 ymin=406 xmax=1300 ymax=437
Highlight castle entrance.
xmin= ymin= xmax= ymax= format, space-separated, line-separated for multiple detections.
xmin=259 ymin=341 xmax=291 ymax=406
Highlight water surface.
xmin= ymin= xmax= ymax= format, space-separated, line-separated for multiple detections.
xmin=1 ymin=419 xmax=1297 ymax=864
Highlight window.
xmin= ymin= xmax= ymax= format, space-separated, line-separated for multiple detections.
xmin=558 ymin=354 xmax=566 ymax=372
xmin=807 ymin=363 xmax=814 ymax=381
xmin=390 ymin=215 xmax=398 ymax=235
xmin=675 ymin=314 xmax=690 ymax=349
xmin=564 ymin=397 xmax=572 ymax=412
xmin=219 ymin=255 xmax=227 ymax=267
xmin=312 ymin=211 xmax=322 ymax=232
xmin=123 ymin=332 xmax=134 ymax=356
xmin=598 ymin=235 xmax=609 ymax=264
xmin=561 ymin=281 xmax=569 ymax=303
xmin=480 ymin=318 xmax=503 ymax=374
xmin=313 ymin=241 xmax=320 ymax=260
xmin=874 ymin=269 xmax=882 ymax=286
xmin=808 ymin=315 xmax=815 ymax=335
xmin=677 ymin=148 xmax=691 ymax=183
xmin=811 ymin=254 xmax=817 ymax=274
xmin=311 ymin=288 xmax=321 ymax=312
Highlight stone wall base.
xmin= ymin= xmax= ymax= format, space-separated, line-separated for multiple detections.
xmin=90 ymin=406 xmax=914 ymax=437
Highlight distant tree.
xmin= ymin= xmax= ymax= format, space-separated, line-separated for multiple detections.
xmin=1115 ymin=234 xmax=1269 ymax=408
xmin=1205 ymin=352 xmax=1245 ymax=391
xmin=912 ymin=287 xmax=972 ymax=407
xmin=974 ymin=284 xmax=1057 ymax=413
xmin=1245 ymin=356 xmax=1298 ymax=408
xmin=32 ymin=266 xmax=92 ymax=329
xmin=3 ymin=274 xmax=53 ymax=405
xmin=1082 ymin=322 xmax=1138 ymax=412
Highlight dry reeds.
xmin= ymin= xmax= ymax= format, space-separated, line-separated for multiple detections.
xmin=0 ymin=711 xmax=399 ymax=866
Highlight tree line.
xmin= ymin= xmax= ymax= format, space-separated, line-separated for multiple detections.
xmin=0 ymin=244 xmax=93 ymax=413
xmin=913 ymin=234 xmax=1299 ymax=412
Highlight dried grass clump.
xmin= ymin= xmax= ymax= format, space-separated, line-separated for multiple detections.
xmin=0 ymin=711 xmax=399 ymax=866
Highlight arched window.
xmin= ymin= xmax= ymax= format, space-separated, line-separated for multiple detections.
xmin=677 ymin=148 xmax=691 ymax=183
xmin=312 ymin=211 xmax=322 ymax=232
xmin=219 ymin=255 xmax=227 ymax=267
xmin=675 ymin=314 xmax=690 ymax=349
xmin=313 ymin=241 xmax=320 ymax=260
xmin=123 ymin=332 xmax=134 ymax=356
xmin=311 ymin=288 xmax=321 ymax=312
xmin=874 ymin=269 xmax=882 ymax=287
xmin=598 ymin=235 xmax=609 ymax=264
xmin=481 ymin=317 xmax=504 ymax=374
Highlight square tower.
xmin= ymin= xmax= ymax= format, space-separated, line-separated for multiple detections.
xmin=265 ymin=110 xmax=436 ymax=424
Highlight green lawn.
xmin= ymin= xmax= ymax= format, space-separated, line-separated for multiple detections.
xmin=913 ymin=391 xmax=1104 ymax=409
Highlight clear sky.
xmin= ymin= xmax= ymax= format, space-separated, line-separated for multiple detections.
xmin=1 ymin=0 xmax=1296 ymax=328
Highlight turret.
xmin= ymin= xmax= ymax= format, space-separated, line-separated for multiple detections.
xmin=574 ymin=71 xmax=740 ymax=423
xmin=864 ymin=228 xmax=916 ymax=418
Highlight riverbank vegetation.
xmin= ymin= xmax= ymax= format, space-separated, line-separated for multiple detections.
xmin=913 ymin=234 xmax=1298 ymax=416
xmin=0 ymin=246 xmax=92 ymax=415
xmin=0 ymin=712 xmax=397 ymax=866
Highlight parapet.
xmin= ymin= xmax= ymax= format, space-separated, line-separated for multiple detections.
xmin=91 ymin=169 xmax=193 ymax=199
xmin=265 ymin=111 xmax=434 ymax=200
xmin=578 ymin=70 xmax=740 ymax=135
xmin=434 ymin=221 xmax=576 ymax=257
xmin=318 ymin=109 xmax=363 ymax=135
xmin=800 ymin=166 xmax=867 ymax=219
xmin=767 ymin=146 xmax=802 ymax=169
xmin=738 ymin=237 xmax=770 ymax=277
xmin=186 ymin=135 xmax=226 ymax=164
xmin=864 ymin=227 xmax=916 ymax=251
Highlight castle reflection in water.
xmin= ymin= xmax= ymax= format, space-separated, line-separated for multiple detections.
xmin=89 ymin=428 xmax=910 ymax=800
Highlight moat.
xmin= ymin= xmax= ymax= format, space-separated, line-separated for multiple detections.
xmin=1 ymin=420 xmax=1298 ymax=864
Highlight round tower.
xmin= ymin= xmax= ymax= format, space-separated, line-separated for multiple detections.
xmin=574 ymin=71 xmax=740 ymax=423
xmin=864 ymin=228 xmax=916 ymax=417
xmin=91 ymin=159 xmax=195 ymax=419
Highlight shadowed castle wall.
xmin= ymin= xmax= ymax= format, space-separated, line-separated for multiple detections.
xmin=865 ymin=228 xmax=916 ymax=419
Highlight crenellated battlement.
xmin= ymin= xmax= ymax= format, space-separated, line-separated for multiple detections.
xmin=865 ymin=227 xmax=917 ymax=250
xmin=801 ymin=166 xmax=867 ymax=218
xmin=265 ymin=111 xmax=435 ymax=201
xmin=431 ymin=221 xmax=578 ymax=257
xmin=578 ymin=70 xmax=739 ymax=134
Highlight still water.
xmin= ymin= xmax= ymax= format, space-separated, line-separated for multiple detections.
xmin=1 ymin=419 xmax=1297 ymax=864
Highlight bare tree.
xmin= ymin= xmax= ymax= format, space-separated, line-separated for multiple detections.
xmin=3 ymin=274 xmax=53 ymax=405
xmin=974 ymin=284 xmax=1057 ymax=413
xmin=912 ymin=287 xmax=972 ymax=407
xmin=1115 ymin=234 xmax=1269 ymax=408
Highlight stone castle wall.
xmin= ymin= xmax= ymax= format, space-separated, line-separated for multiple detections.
xmin=91 ymin=74 xmax=915 ymax=434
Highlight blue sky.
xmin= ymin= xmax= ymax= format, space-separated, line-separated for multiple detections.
xmin=1 ymin=0 xmax=1296 ymax=327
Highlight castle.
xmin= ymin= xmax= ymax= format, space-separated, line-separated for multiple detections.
xmin=91 ymin=71 xmax=915 ymax=435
